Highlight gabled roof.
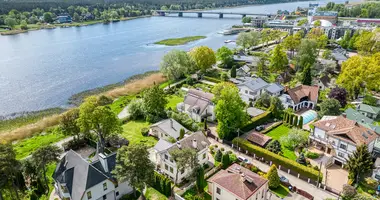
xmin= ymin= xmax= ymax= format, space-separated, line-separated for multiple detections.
xmin=237 ymin=65 xmax=251 ymax=74
xmin=276 ymin=71 xmax=292 ymax=83
xmin=246 ymin=131 xmax=272 ymax=147
xmin=154 ymin=139 xmax=173 ymax=152
xmin=237 ymin=77 xmax=269 ymax=92
xmin=344 ymin=108 xmax=373 ymax=124
xmin=357 ymin=104 xmax=380 ymax=115
xmin=319 ymin=75 xmax=331 ymax=87
xmin=156 ymin=131 xmax=210 ymax=153
xmin=53 ymin=150 xmax=116 ymax=200
xmin=286 ymin=85 xmax=319 ymax=104
xmin=313 ymin=116 xmax=378 ymax=145
xmin=151 ymin=118 xmax=188 ymax=139
xmin=208 ymin=164 xmax=268 ymax=200
xmin=265 ymin=83 xmax=284 ymax=94
xmin=183 ymin=89 xmax=214 ymax=115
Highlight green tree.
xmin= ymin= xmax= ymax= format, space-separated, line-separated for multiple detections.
xmin=60 ymin=108 xmax=81 ymax=141
xmin=354 ymin=30 xmax=380 ymax=55
xmin=0 ymin=144 xmax=22 ymax=199
xmin=280 ymin=128 xmax=309 ymax=150
xmin=215 ymin=84 xmax=247 ymax=140
xmin=216 ymin=46 xmax=233 ymax=68
xmin=43 ymin=12 xmax=53 ymax=23
xmin=346 ymin=144 xmax=373 ymax=184
xmin=211 ymin=82 xmax=236 ymax=103
xmin=179 ymin=128 xmax=185 ymax=139
xmin=142 ymin=84 xmax=168 ymax=118
xmin=296 ymin=39 xmax=318 ymax=71
xmin=341 ymin=185 xmax=357 ymax=200
xmin=256 ymin=52 xmax=269 ymax=77
xmin=160 ymin=50 xmax=194 ymax=80
xmin=236 ymin=31 xmax=261 ymax=49
xmin=4 ymin=17 xmax=17 ymax=29
xmin=189 ymin=46 xmax=216 ymax=72
xmin=221 ymin=153 xmax=230 ymax=169
xmin=113 ymin=144 xmax=155 ymax=198
xmin=297 ymin=18 xmax=308 ymax=26
xmin=318 ymin=99 xmax=341 ymax=117
xmin=283 ymin=35 xmax=301 ymax=57
xmin=195 ymin=166 xmax=205 ymax=193
xmin=296 ymin=153 xmax=307 ymax=166
xmin=267 ymin=164 xmax=280 ymax=189
xmin=339 ymin=31 xmax=351 ymax=49
xmin=19 ymin=20 xmax=27 ymax=30
xmin=73 ymin=12 xmax=80 ymax=21
xmin=215 ymin=149 xmax=222 ymax=162
xmin=298 ymin=116 xmax=303 ymax=128
xmin=322 ymin=49 xmax=332 ymax=59
xmin=265 ymin=140 xmax=282 ymax=154
xmin=169 ymin=148 xmax=198 ymax=193
xmin=268 ymin=96 xmax=284 ymax=119
xmin=363 ymin=94 xmax=377 ymax=106
xmin=255 ymin=92 xmax=271 ymax=108
xmin=77 ymin=96 xmax=122 ymax=153
xmin=360 ymin=8 xmax=369 ymax=18
xmin=128 ymin=99 xmax=144 ymax=120
xmin=269 ymin=44 xmax=288 ymax=72
xmin=300 ymin=64 xmax=312 ymax=85
xmin=32 ymin=145 xmax=62 ymax=193
xmin=230 ymin=66 xmax=236 ymax=78
xmin=314 ymin=20 xmax=321 ymax=26
xmin=242 ymin=16 xmax=252 ymax=23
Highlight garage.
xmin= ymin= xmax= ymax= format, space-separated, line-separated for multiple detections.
xmin=334 ymin=159 xmax=343 ymax=167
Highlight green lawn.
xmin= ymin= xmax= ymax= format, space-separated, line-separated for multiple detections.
xmin=145 ymin=187 xmax=168 ymax=200
xmin=121 ymin=120 xmax=157 ymax=147
xmin=155 ymin=36 xmax=206 ymax=46
xmin=182 ymin=183 xmax=211 ymax=200
xmin=266 ymin=125 xmax=297 ymax=160
xmin=14 ymin=131 xmax=66 ymax=159
xmin=166 ymin=95 xmax=183 ymax=110
xmin=109 ymin=95 xmax=134 ymax=115
xmin=270 ymin=185 xmax=290 ymax=198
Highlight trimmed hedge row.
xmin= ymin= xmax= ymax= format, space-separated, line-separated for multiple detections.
xmin=261 ymin=121 xmax=283 ymax=134
xmin=232 ymin=138 xmax=322 ymax=181
xmin=203 ymin=76 xmax=222 ymax=83
xmin=241 ymin=111 xmax=272 ymax=132
xmin=151 ymin=172 xmax=171 ymax=196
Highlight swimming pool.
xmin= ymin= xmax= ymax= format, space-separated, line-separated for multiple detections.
xmin=300 ymin=110 xmax=318 ymax=125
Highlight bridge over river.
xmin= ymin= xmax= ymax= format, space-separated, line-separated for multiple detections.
xmin=156 ymin=10 xmax=277 ymax=18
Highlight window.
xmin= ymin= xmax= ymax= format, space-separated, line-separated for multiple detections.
xmin=245 ymin=90 xmax=248 ymax=94
xmin=116 ymin=192 xmax=119 ymax=196
xmin=170 ymin=158 xmax=173 ymax=163
xmin=170 ymin=167 xmax=173 ymax=173
xmin=340 ymin=143 xmax=347 ymax=150
xmin=87 ymin=191 xmax=92 ymax=199
xmin=203 ymin=153 xmax=206 ymax=159
xmin=103 ymin=195 xmax=107 ymax=200
xmin=165 ymin=154 xmax=168 ymax=160
xmin=338 ymin=152 xmax=345 ymax=157
xmin=165 ymin=164 xmax=168 ymax=170
xmin=103 ymin=182 xmax=107 ymax=191
xmin=216 ymin=187 xmax=221 ymax=195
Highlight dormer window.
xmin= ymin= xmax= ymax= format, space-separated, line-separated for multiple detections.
xmin=103 ymin=182 xmax=107 ymax=191
xmin=87 ymin=191 xmax=92 ymax=199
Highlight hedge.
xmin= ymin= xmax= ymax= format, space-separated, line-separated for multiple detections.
xmin=203 ymin=76 xmax=222 ymax=83
xmin=241 ymin=111 xmax=272 ymax=132
xmin=151 ymin=172 xmax=171 ymax=196
xmin=261 ymin=121 xmax=283 ymax=134
xmin=232 ymin=138 xmax=322 ymax=181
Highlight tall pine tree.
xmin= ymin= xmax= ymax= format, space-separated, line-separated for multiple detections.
xmin=301 ymin=64 xmax=312 ymax=85
xmin=346 ymin=144 xmax=373 ymax=184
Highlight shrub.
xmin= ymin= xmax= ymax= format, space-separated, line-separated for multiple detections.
xmin=251 ymin=165 xmax=260 ymax=173
xmin=227 ymin=150 xmax=232 ymax=154
xmin=215 ymin=150 xmax=222 ymax=162
xmin=229 ymin=153 xmax=237 ymax=163
xmin=267 ymin=165 xmax=280 ymax=189
xmin=266 ymin=140 xmax=282 ymax=154
xmin=221 ymin=153 xmax=231 ymax=169
xmin=364 ymin=177 xmax=378 ymax=189
xmin=106 ymin=135 xmax=129 ymax=148
xmin=296 ymin=153 xmax=307 ymax=166
xmin=341 ymin=184 xmax=356 ymax=200
xmin=220 ymin=73 xmax=228 ymax=81
xmin=367 ymin=189 xmax=375 ymax=195
xmin=261 ymin=122 xmax=283 ymax=134
xmin=203 ymin=76 xmax=221 ymax=83
xmin=232 ymin=138 xmax=322 ymax=181
xmin=241 ymin=111 xmax=272 ymax=132
xmin=62 ymin=138 xmax=87 ymax=151
xmin=203 ymin=163 xmax=209 ymax=169
xmin=221 ymin=147 xmax=225 ymax=151
xmin=305 ymin=151 xmax=320 ymax=159
xmin=209 ymin=146 xmax=214 ymax=152
xmin=128 ymin=99 xmax=145 ymax=120
xmin=313 ymin=165 xmax=319 ymax=171
xmin=141 ymin=127 xmax=149 ymax=136
xmin=167 ymin=136 xmax=176 ymax=143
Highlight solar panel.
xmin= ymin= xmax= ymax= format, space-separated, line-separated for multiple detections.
xmin=362 ymin=133 xmax=368 ymax=139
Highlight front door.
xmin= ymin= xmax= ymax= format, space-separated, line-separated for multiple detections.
xmin=327 ymin=148 xmax=331 ymax=154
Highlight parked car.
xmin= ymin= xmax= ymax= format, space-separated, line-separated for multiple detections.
xmin=280 ymin=176 xmax=289 ymax=183
xmin=255 ymin=125 xmax=265 ymax=131
xmin=237 ymin=156 xmax=251 ymax=164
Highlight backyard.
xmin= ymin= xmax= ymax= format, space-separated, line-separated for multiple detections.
xmin=121 ymin=120 xmax=158 ymax=148
xmin=166 ymin=95 xmax=183 ymax=110
xmin=265 ymin=125 xmax=297 ymax=160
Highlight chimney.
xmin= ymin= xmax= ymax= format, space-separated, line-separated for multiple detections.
xmin=99 ymin=153 xmax=109 ymax=173
xmin=342 ymin=113 xmax=346 ymax=118
xmin=361 ymin=119 xmax=365 ymax=123
xmin=170 ymin=119 xmax=174 ymax=129
xmin=192 ymin=139 xmax=197 ymax=149
xmin=176 ymin=141 xmax=181 ymax=149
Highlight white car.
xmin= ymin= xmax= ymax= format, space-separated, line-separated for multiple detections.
xmin=237 ymin=156 xmax=251 ymax=164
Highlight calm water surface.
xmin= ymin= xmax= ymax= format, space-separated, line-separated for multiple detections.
xmin=0 ymin=0 xmax=357 ymax=115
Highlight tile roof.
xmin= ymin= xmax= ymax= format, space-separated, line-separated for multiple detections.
xmin=150 ymin=118 xmax=188 ymax=139
xmin=238 ymin=77 xmax=269 ymax=92
xmin=313 ymin=116 xmax=378 ymax=145
xmin=157 ymin=131 xmax=211 ymax=153
xmin=246 ymin=131 xmax=272 ymax=147
xmin=184 ymin=89 xmax=214 ymax=115
xmin=286 ymin=85 xmax=319 ymax=104
xmin=357 ymin=104 xmax=380 ymax=115
xmin=53 ymin=150 xmax=116 ymax=200
xmin=208 ymin=164 xmax=267 ymax=200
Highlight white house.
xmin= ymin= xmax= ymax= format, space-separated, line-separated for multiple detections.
xmin=309 ymin=116 xmax=378 ymax=166
xmin=372 ymin=157 xmax=380 ymax=181
xmin=150 ymin=118 xmax=189 ymax=141
xmin=52 ymin=150 xmax=133 ymax=200
xmin=237 ymin=77 xmax=270 ymax=103
xmin=153 ymin=131 xmax=210 ymax=184
xmin=207 ymin=163 xmax=268 ymax=200
xmin=177 ymin=89 xmax=215 ymax=122
xmin=279 ymin=85 xmax=319 ymax=111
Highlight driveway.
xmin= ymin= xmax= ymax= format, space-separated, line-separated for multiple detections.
xmin=325 ymin=165 xmax=349 ymax=192
xmin=208 ymin=138 xmax=338 ymax=200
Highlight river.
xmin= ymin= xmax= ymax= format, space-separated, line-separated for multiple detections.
xmin=0 ymin=0 xmax=357 ymax=116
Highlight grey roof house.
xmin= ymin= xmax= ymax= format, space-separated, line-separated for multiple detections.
xmin=52 ymin=150 xmax=132 ymax=200
xmin=357 ymin=103 xmax=380 ymax=120
xmin=236 ymin=65 xmax=251 ymax=77
xmin=177 ymin=89 xmax=215 ymax=122
xmin=237 ymin=77 xmax=269 ymax=102
xmin=150 ymin=118 xmax=189 ymax=140
xmin=265 ymin=83 xmax=284 ymax=96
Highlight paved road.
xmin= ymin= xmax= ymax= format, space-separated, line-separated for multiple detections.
xmin=209 ymin=138 xmax=338 ymax=200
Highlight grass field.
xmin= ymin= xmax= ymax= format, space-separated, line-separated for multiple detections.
xmin=145 ymin=187 xmax=168 ymax=200
xmin=270 ymin=185 xmax=290 ymax=198
xmin=155 ymin=36 xmax=206 ymax=46
xmin=14 ymin=131 xmax=66 ymax=159
xmin=166 ymin=95 xmax=183 ymax=110
xmin=266 ymin=125 xmax=297 ymax=160
xmin=109 ymin=95 xmax=135 ymax=115
xmin=121 ymin=120 xmax=157 ymax=147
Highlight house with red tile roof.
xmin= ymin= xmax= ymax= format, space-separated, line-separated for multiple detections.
xmin=279 ymin=85 xmax=319 ymax=111
xmin=207 ymin=163 xmax=268 ymax=200
xmin=309 ymin=115 xmax=378 ymax=166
